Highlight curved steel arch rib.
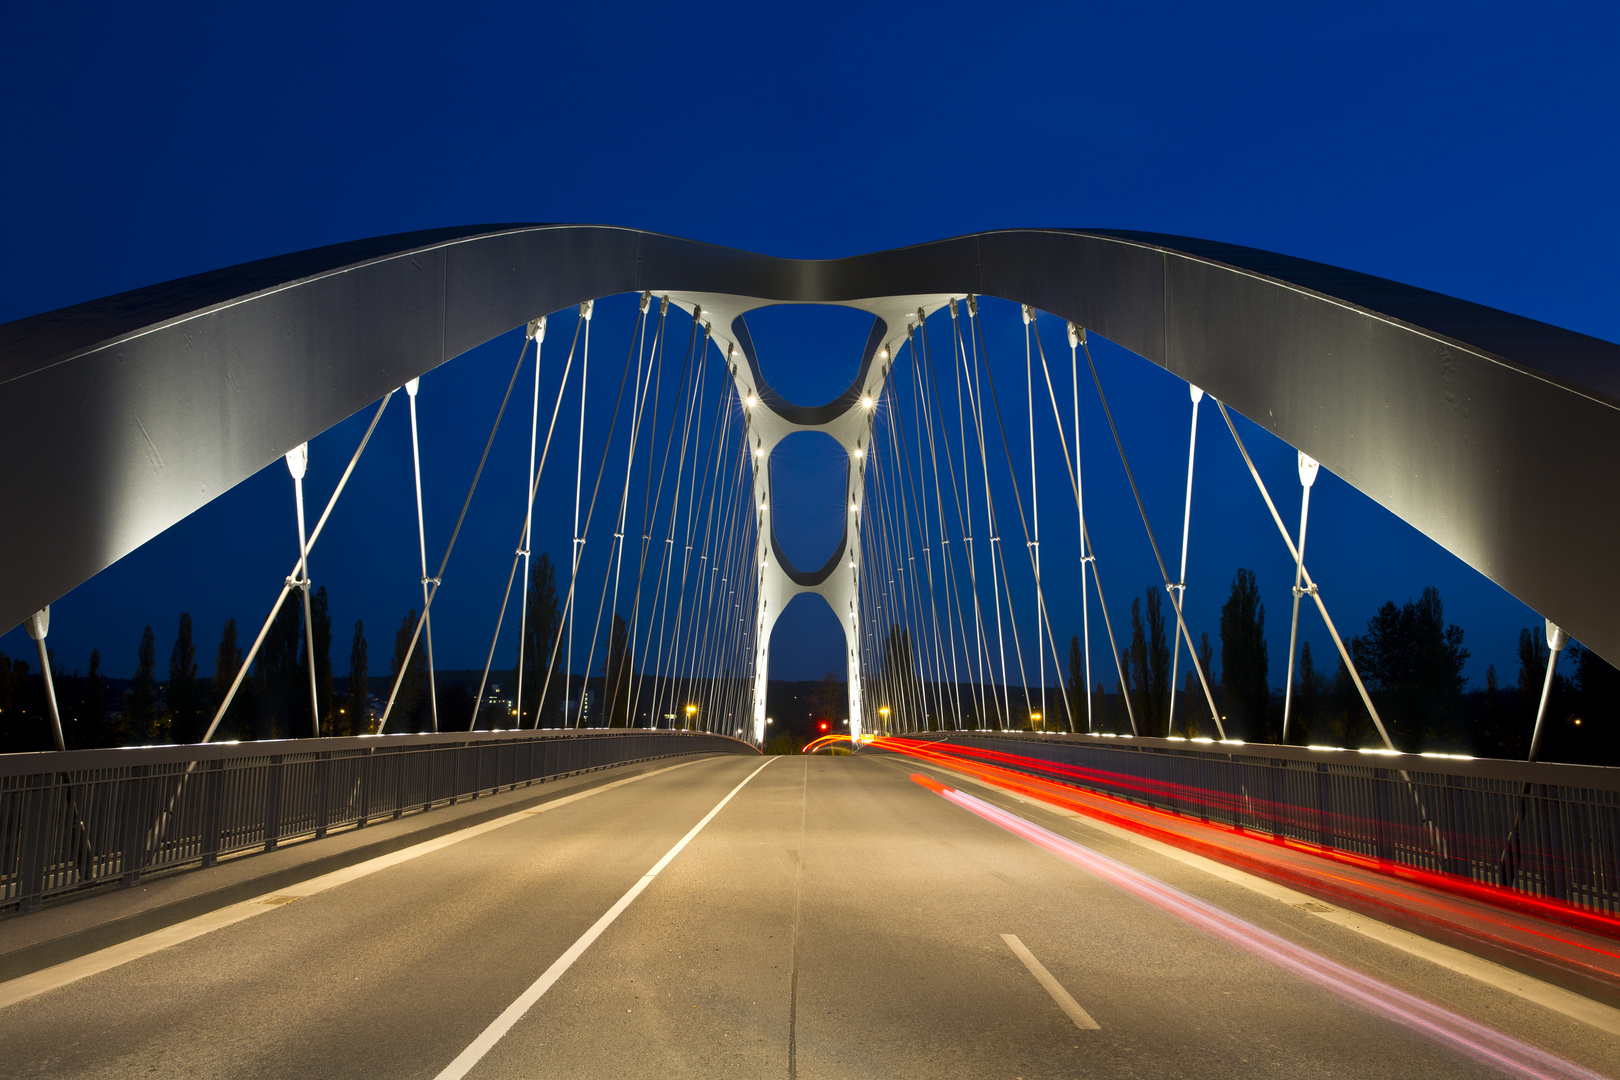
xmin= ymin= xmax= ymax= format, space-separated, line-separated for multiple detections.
xmin=2 ymin=225 xmax=1618 ymax=662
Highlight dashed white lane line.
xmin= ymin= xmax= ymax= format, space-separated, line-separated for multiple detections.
xmin=431 ymin=758 xmax=775 ymax=1080
xmin=0 ymin=757 xmax=715 ymax=1011
xmin=927 ymin=761 xmax=1620 ymax=1039
xmin=1001 ymin=933 xmax=1101 ymax=1030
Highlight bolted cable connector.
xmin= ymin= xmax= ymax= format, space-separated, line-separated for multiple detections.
xmin=660 ymin=295 xmax=669 ymax=315
xmin=967 ymin=295 xmax=978 ymax=317
xmin=527 ymin=316 xmax=547 ymax=342
xmin=580 ymin=299 xmax=594 ymax=321
xmin=1298 ymin=451 xmax=1320 ymax=489
xmin=1022 ymin=304 xmax=1034 ymax=325
xmin=421 ymin=576 xmax=442 ymax=587
xmin=639 ymin=291 xmax=651 ymax=314
xmin=1068 ymin=321 xmax=1085 ymax=348
xmin=949 ymin=297 xmax=959 ymax=320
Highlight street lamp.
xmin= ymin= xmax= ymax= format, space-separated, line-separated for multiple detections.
xmin=685 ymin=703 xmax=697 ymax=729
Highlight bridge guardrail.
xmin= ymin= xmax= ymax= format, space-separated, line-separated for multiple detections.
xmin=0 ymin=729 xmax=757 ymax=912
xmin=902 ymin=731 xmax=1620 ymax=917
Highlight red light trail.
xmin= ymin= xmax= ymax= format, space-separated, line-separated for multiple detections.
xmin=880 ymin=737 xmax=1620 ymax=1002
xmin=913 ymin=771 xmax=1607 ymax=1080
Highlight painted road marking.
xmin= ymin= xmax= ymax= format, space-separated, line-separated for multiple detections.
xmin=431 ymin=758 xmax=775 ymax=1080
xmin=1001 ymin=933 xmax=1101 ymax=1030
xmin=914 ymin=758 xmax=1620 ymax=1039
xmin=0 ymin=756 xmax=715 ymax=1011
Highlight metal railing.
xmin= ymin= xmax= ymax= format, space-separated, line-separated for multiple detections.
xmin=0 ymin=729 xmax=755 ymax=912
xmin=905 ymin=731 xmax=1620 ymax=916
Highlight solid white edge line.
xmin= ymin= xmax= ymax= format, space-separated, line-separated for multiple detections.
xmin=917 ymin=759 xmax=1620 ymax=1039
xmin=0 ymin=756 xmax=715 ymax=1012
xmin=430 ymin=757 xmax=775 ymax=1080
xmin=1001 ymin=933 xmax=1101 ymax=1030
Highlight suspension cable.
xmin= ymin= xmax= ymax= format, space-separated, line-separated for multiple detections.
xmin=1079 ymin=334 xmax=1224 ymax=738
xmin=379 ymin=327 xmax=539 ymax=732
xmin=471 ymin=313 xmax=584 ymax=730
xmin=405 ymin=377 xmax=440 ymax=732
xmin=202 ymin=390 xmax=394 ymax=743
xmin=969 ymin=305 xmax=1071 ymax=733
xmin=967 ymin=299 xmax=1035 ymax=728
xmin=1213 ymin=398 xmax=1393 ymax=750
xmin=1031 ymin=323 xmax=1135 ymax=734
xmin=511 ymin=315 xmax=548 ymax=728
xmin=1166 ymin=385 xmax=1203 ymax=736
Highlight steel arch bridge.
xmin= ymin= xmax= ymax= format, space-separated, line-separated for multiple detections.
xmin=10 ymin=230 xmax=1620 ymax=1080
xmin=2 ymin=225 xmax=1617 ymax=742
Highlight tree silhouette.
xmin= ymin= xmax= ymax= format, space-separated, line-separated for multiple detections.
xmin=1067 ymin=635 xmax=1085 ymax=730
xmin=257 ymin=598 xmax=302 ymax=740
xmin=1220 ymin=570 xmax=1270 ymax=741
xmin=391 ymin=609 xmax=426 ymax=731
xmin=124 ymin=625 xmax=161 ymax=744
xmin=211 ymin=618 xmax=247 ymax=741
xmin=517 ymin=553 xmax=562 ymax=727
xmin=301 ymin=585 xmax=333 ymax=735
xmin=1291 ymin=640 xmax=1326 ymax=744
xmin=1353 ymin=587 xmax=1468 ymax=749
xmin=880 ymin=624 xmax=915 ymax=730
xmin=168 ymin=612 xmax=203 ymax=743
xmin=1184 ymin=631 xmax=1215 ymax=738
xmin=1128 ymin=588 xmax=1171 ymax=736
xmin=603 ymin=614 xmax=634 ymax=727
xmin=1572 ymin=644 xmax=1620 ymax=762
xmin=83 ymin=649 xmax=106 ymax=745
xmin=344 ymin=619 xmax=368 ymax=736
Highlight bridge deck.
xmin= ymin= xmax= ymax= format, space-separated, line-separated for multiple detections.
xmin=1 ymin=752 xmax=1616 ymax=1078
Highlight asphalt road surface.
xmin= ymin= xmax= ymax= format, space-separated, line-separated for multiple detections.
xmin=2 ymin=750 xmax=1616 ymax=1079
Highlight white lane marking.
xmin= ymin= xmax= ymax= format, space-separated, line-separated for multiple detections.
xmin=929 ymin=762 xmax=1620 ymax=1039
xmin=1001 ymin=934 xmax=1100 ymax=1030
xmin=0 ymin=757 xmax=715 ymax=1011
xmin=431 ymin=758 xmax=775 ymax=1080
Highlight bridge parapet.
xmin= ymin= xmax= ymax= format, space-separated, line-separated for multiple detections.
xmin=892 ymin=730 xmax=1620 ymax=921
xmin=0 ymin=729 xmax=756 ymax=912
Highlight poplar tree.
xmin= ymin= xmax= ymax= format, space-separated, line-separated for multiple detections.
xmin=84 ymin=649 xmax=106 ymax=745
xmin=345 ymin=619 xmax=368 ymax=736
xmin=212 ymin=619 xmax=243 ymax=741
xmin=391 ymin=609 xmax=425 ymax=731
xmin=603 ymin=614 xmax=634 ymax=727
xmin=1220 ymin=570 xmax=1270 ymax=741
xmin=301 ymin=585 xmax=334 ymax=735
xmin=1353 ymin=587 xmax=1468 ymax=748
xmin=517 ymin=554 xmax=562 ymax=727
xmin=168 ymin=612 xmax=201 ymax=742
xmin=258 ymin=599 xmax=302 ymax=739
xmin=1067 ymin=635 xmax=1084 ymax=729
xmin=126 ymin=625 xmax=160 ymax=743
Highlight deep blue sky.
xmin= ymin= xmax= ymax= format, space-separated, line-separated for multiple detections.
xmin=2 ymin=1 xmax=1616 ymax=696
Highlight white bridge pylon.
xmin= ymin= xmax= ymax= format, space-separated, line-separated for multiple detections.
xmin=660 ymin=292 xmax=953 ymax=746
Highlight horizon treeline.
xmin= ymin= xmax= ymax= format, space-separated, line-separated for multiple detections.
xmin=870 ymin=572 xmax=1620 ymax=766
xmin=0 ymin=553 xmax=647 ymax=753
xmin=8 ymin=563 xmax=1620 ymax=765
